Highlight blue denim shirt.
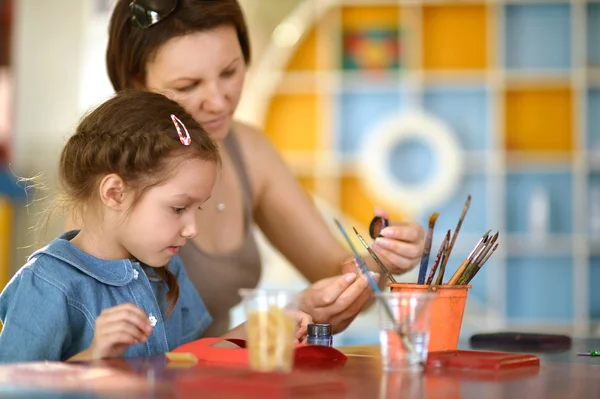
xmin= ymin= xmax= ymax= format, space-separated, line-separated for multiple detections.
xmin=0 ymin=231 xmax=212 ymax=363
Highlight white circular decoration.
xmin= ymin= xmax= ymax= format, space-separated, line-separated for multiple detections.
xmin=358 ymin=112 xmax=463 ymax=215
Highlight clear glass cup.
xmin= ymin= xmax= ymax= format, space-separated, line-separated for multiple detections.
xmin=376 ymin=292 xmax=436 ymax=371
xmin=239 ymin=288 xmax=300 ymax=373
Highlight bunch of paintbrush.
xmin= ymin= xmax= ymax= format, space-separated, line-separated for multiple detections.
xmin=417 ymin=194 xmax=500 ymax=286
xmin=448 ymin=230 xmax=499 ymax=285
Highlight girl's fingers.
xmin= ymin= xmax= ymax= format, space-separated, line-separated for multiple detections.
xmin=97 ymin=305 xmax=152 ymax=334
xmin=97 ymin=320 xmax=150 ymax=343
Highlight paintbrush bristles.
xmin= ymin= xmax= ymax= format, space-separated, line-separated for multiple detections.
xmin=417 ymin=212 xmax=439 ymax=284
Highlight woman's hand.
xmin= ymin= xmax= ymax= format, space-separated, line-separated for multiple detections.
xmin=300 ymin=272 xmax=380 ymax=334
xmin=88 ymin=304 xmax=153 ymax=360
xmin=370 ymin=206 xmax=424 ymax=275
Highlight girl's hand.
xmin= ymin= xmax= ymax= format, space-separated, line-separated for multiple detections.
xmin=89 ymin=303 xmax=153 ymax=359
xmin=284 ymin=309 xmax=313 ymax=343
xmin=371 ymin=206 xmax=425 ymax=275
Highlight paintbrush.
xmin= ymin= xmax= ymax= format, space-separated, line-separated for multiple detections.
xmin=417 ymin=212 xmax=439 ymax=284
xmin=462 ymin=232 xmax=498 ymax=283
xmin=440 ymin=195 xmax=471 ymax=273
xmin=434 ymin=235 xmax=451 ymax=285
xmin=465 ymin=243 xmax=499 ymax=284
xmin=426 ymin=230 xmax=450 ymax=285
xmin=447 ymin=232 xmax=489 ymax=285
xmin=353 ymin=227 xmax=397 ymax=284
xmin=456 ymin=231 xmax=493 ymax=285
xmin=333 ymin=219 xmax=419 ymax=360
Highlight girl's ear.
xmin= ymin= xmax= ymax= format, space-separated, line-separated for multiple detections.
xmin=98 ymin=174 xmax=129 ymax=210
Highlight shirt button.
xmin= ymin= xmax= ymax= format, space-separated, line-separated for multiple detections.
xmin=149 ymin=314 xmax=157 ymax=327
xmin=133 ymin=269 xmax=139 ymax=280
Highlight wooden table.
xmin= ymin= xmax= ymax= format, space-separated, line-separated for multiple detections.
xmin=2 ymin=339 xmax=600 ymax=398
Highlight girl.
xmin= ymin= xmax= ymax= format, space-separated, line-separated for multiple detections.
xmin=101 ymin=0 xmax=425 ymax=337
xmin=0 ymin=90 xmax=310 ymax=362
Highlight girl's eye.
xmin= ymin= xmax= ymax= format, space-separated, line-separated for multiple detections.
xmin=172 ymin=207 xmax=187 ymax=214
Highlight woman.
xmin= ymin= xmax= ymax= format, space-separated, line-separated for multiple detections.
xmin=104 ymin=0 xmax=424 ymax=336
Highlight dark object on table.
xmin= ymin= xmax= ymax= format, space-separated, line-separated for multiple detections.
xmin=470 ymin=332 xmax=572 ymax=351
xmin=369 ymin=216 xmax=388 ymax=239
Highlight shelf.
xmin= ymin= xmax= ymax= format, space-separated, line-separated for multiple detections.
xmin=422 ymin=4 xmax=488 ymax=70
xmin=264 ymin=93 xmax=321 ymax=152
xmin=505 ymin=234 xmax=573 ymax=257
xmin=339 ymin=176 xmax=406 ymax=224
xmin=336 ymin=87 xmax=405 ymax=154
xmin=504 ymin=4 xmax=571 ymax=70
xmin=417 ymin=173 xmax=489 ymax=236
xmin=341 ymin=5 xmax=401 ymax=72
xmin=506 ymin=256 xmax=573 ymax=320
xmin=587 ymin=89 xmax=600 ymax=150
xmin=423 ymin=86 xmax=490 ymax=150
xmin=504 ymin=87 xmax=573 ymax=153
xmin=590 ymin=257 xmax=600 ymax=319
xmin=587 ymin=174 xmax=600 ymax=241
xmin=505 ymin=171 xmax=573 ymax=234
xmin=588 ymin=3 xmax=600 ymax=68
xmin=257 ymin=0 xmax=600 ymax=332
xmin=588 ymin=152 xmax=600 ymax=172
xmin=505 ymin=151 xmax=573 ymax=169
xmin=286 ymin=26 xmax=318 ymax=71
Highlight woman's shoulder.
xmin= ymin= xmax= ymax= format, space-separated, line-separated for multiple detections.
xmin=231 ymin=120 xmax=287 ymax=197
xmin=231 ymin=120 xmax=277 ymax=155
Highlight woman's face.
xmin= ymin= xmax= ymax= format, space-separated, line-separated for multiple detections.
xmin=145 ymin=25 xmax=246 ymax=141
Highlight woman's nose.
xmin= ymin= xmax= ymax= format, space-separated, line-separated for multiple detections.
xmin=201 ymin=83 xmax=227 ymax=113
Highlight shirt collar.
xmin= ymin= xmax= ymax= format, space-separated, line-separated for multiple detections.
xmin=30 ymin=230 xmax=135 ymax=286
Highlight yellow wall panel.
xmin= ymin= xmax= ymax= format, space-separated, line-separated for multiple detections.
xmin=422 ymin=5 xmax=488 ymax=70
xmin=340 ymin=177 xmax=406 ymax=227
xmin=264 ymin=94 xmax=319 ymax=152
xmin=505 ymin=88 xmax=573 ymax=152
xmin=296 ymin=176 xmax=316 ymax=194
xmin=341 ymin=6 xmax=400 ymax=28
xmin=286 ymin=28 xmax=318 ymax=71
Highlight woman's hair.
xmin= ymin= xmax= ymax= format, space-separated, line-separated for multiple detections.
xmin=107 ymin=0 xmax=251 ymax=91
xmin=59 ymin=89 xmax=220 ymax=314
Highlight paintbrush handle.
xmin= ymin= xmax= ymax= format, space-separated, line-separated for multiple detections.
xmin=426 ymin=239 xmax=447 ymax=285
xmin=353 ymin=228 xmax=397 ymax=284
xmin=448 ymin=258 xmax=470 ymax=285
xmin=334 ymin=219 xmax=418 ymax=358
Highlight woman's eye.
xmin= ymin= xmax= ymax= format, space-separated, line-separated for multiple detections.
xmin=222 ymin=69 xmax=236 ymax=78
xmin=172 ymin=207 xmax=187 ymax=214
xmin=175 ymin=83 xmax=197 ymax=93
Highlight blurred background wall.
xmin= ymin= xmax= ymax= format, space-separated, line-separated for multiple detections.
xmin=1 ymin=0 xmax=599 ymax=345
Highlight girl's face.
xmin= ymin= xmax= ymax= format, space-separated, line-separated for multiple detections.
xmin=145 ymin=25 xmax=246 ymax=142
xmin=118 ymin=157 xmax=217 ymax=267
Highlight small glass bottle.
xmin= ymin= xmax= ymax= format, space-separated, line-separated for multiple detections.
xmin=307 ymin=323 xmax=333 ymax=347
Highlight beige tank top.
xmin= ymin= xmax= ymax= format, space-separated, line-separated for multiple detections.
xmin=178 ymin=130 xmax=262 ymax=337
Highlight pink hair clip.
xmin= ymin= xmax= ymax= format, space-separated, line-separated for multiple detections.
xmin=170 ymin=114 xmax=191 ymax=146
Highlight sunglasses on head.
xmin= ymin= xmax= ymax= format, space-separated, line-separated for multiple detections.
xmin=129 ymin=0 xmax=178 ymax=29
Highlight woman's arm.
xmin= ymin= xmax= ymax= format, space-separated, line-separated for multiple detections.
xmin=235 ymin=122 xmax=423 ymax=282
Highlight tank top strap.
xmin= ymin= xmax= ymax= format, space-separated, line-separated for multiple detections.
xmin=223 ymin=130 xmax=253 ymax=219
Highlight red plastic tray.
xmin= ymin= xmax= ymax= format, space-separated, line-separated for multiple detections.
xmin=426 ymin=350 xmax=540 ymax=370
xmin=169 ymin=338 xmax=348 ymax=369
